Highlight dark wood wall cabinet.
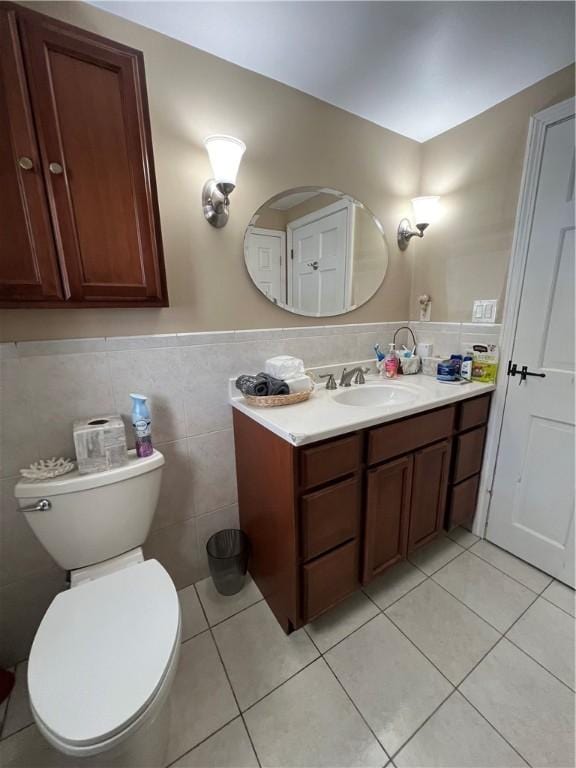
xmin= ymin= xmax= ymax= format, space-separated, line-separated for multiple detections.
xmin=0 ymin=3 xmax=167 ymax=308
xmin=233 ymin=393 xmax=491 ymax=633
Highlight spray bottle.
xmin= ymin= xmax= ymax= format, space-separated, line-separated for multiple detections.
xmin=130 ymin=394 xmax=153 ymax=458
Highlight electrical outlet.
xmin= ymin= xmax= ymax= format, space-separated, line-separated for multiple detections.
xmin=472 ymin=300 xmax=497 ymax=324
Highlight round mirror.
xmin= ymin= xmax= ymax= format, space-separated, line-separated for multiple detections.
xmin=244 ymin=187 xmax=389 ymax=317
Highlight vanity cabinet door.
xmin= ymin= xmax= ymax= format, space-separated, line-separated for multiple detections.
xmin=0 ymin=7 xmax=62 ymax=303
xmin=408 ymin=440 xmax=451 ymax=551
xmin=363 ymin=455 xmax=413 ymax=584
xmin=18 ymin=10 xmax=167 ymax=307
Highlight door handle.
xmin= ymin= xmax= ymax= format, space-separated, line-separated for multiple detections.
xmin=307 ymin=261 xmax=319 ymax=270
xmin=519 ymin=365 xmax=546 ymax=383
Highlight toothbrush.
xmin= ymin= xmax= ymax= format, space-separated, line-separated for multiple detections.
xmin=374 ymin=344 xmax=385 ymax=362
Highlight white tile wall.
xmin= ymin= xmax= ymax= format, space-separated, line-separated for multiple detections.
xmin=0 ymin=320 xmax=500 ymax=665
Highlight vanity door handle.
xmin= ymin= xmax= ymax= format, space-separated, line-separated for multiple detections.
xmin=49 ymin=162 xmax=64 ymax=175
xmin=18 ymin=156 xmax=34 ymax=170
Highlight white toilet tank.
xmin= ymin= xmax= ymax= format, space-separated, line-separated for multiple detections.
xmin=15 ymin=450 xmax=164 ymax=570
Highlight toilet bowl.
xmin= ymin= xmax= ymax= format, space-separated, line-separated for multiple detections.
xmin=14 ymin=449 xmax=181 ymax=765
xmin=28 ymin=558 xmax=181 ymax=760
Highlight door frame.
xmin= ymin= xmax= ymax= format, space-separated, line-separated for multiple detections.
xmin=473 ymin=96 xmax=575 ymax=538
xmin=286 ymin=198 xmax=355 ymax=313
xmin=244 ymin=225 xmax=287 ymax=305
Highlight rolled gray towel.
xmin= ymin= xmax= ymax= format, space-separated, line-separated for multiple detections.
xmin=235 ymin=373 xmax=289 ymax=396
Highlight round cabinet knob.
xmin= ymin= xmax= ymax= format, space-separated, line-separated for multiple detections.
xmin=49 ymin=162 xmax=63 ymax=175
xmin=18 ymin=156 xmax=34 ymax=171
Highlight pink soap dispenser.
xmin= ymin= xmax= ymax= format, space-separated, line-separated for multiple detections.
xmin=384 ymin=343 xmax=399 ymax=379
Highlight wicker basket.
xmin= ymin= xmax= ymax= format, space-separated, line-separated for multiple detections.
xmin=243 ymin=387 xmax=313 ymax=408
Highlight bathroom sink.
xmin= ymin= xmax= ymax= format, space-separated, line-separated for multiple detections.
xmin=332 ymin=383 xmax=419 ymax=408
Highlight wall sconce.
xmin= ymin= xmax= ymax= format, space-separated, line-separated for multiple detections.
xmin=202 ymin=135 xmax=246 ymax=228
xmin=397 ymin=196 xmax=440 ymax=250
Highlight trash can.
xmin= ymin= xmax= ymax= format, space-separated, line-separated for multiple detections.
xmin=206 ymin=529 xmax=249 ymax=596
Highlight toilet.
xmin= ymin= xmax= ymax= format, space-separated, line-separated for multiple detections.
xmin=14 ymin=450 xmax=181 ymax=765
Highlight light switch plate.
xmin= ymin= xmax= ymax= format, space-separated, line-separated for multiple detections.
xmin=472 ymin=300 xmax=497 ymax=324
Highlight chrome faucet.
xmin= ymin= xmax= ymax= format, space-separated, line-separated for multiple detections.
xmin=339 ymin=366 xmax=369 ymax=387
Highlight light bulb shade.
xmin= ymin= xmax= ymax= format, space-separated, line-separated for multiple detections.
xmin=411 ymin=196 xmax=440 ymax=226
xmin=204 ymin=135 xmax=246 ymax=186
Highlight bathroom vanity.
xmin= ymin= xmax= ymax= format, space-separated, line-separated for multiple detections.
xmin=232 ymin=376 xmax=493 ymax=633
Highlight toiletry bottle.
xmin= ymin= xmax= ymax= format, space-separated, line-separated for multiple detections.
xmin=461 ymin=355 xmax=473 ymax=381
xmin=130 ymin=394 xmax=153 ymax=458
xmin=384 ymin=343 xmax=399 ymax=379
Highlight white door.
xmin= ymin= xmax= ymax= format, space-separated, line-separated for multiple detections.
xmin=289 ymin=205 xmax=349 ymax=315
xmin=245 ymin=227 xmax=285 ymax=304
xmin=487 ymin=106 xmax=575 ymax=586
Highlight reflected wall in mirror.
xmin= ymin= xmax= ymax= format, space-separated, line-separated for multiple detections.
xmin=244 ymin=187 xmax=389 ymax=317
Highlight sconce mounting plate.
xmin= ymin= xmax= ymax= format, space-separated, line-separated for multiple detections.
xmin=397 ymin=219 xmax=428 ymax=250
xmin=203 ymin=179 xmax=234 ymax=228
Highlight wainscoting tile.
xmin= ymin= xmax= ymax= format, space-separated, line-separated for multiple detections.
xmin=0 ymin=477 xmax=60 ymax=587
xmin=15 ymin=338 xmax=106 ymax=357
xmin=152 ymin=440 xmax=195 ymax=531
xmin=105 ymin=334 xmax=178 ymax=351
xmin=188 ymin=430 xmax=237 ymax=516
xmin=166 ymin=632 xmax=239 ymax=765
xmin=143 ymin=517 xmax=200 ymax=589
xmin=19 ymin=352 xmax=115 ymax=463
xmin=107 ymin=347 xmax=186 ymax=445
xmin=244 ymin=659 xmax=387 ymax=768
xmin=177 ymin=331 xmax=236 ymax=346
xmin=0 ymin=360 xmax=40 ymax=478
xmin=0 ymin=570 xmax=67 ymax=667
xmin=213 ymin=601 xmax=318 ymax=710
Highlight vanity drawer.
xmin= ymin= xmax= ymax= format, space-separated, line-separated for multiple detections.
xmin=447 ymin=474 xmax=480 ymax=530
xmin=301 ymin=540 xmax=358 ymax=622
xmin=453 ymin=426 xmax=486 ymax=483
xmin=458 ymin=395 xmax=491 ymax=432
xmin=300 ymin=476 xmax=360 ymax=561
xmin=299 ymin=433 xmax=362 ymax=490
xmin=368 ymin=406 xmax=455 ymax=466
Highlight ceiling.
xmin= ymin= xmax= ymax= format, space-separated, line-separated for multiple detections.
xmin=91 ymin=1 xmax=575 ymax=142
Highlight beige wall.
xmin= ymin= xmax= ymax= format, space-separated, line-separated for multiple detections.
xmin=1 ymin=1 xmax=420 ymax=342
xmin=411 ymin=65 xmax=575 ymax=322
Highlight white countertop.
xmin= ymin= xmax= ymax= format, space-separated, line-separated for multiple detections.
xmin=230 ymin=373 xmax=495 ymax=446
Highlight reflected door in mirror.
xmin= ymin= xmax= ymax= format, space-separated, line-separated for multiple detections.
xmin=245 ymin=227 xmax=286 ymax=304
xmin=288 ymin=201 xmax=350 ymax=315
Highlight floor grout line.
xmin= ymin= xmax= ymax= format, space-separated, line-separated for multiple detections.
xmin=305 ymin=622 xmax=391 ymax=763
xmin=192 ymin=583 xmax=263 ymax=768
xmin=466 ymin=546 xmax=552 ymax=595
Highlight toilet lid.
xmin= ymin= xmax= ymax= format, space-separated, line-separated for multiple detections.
xmin=28 ymin=559 xmax=180 ymax=749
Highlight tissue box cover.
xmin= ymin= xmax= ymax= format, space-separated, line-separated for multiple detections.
xmin=73 ymin=415 xmax=128 ymax=475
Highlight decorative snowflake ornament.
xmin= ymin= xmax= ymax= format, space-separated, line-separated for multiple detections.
xmin=20 ymin=457 xmax=76 ymax=480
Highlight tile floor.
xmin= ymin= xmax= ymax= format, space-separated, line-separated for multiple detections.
xmin=0 ymin=532 xmax=574 ymax=768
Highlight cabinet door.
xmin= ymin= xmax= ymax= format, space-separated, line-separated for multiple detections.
xmin=408 ymin=440 xmax=451 ymax=551
xmin=19 ymin=12 xmax=167 ymax=306
xmin=363 ymin=455 xmax=413 ymax=584
xmin=0 ymin=7 xmax=62 ymax=303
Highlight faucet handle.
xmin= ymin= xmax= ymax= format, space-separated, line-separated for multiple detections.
xmin=319 ymin=373 xmax=337 ymax=390
xmin=354 ymin=367 xmax=370 ymax=384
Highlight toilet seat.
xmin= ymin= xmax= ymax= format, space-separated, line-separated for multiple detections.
xmin=28 ymin=559 xmax=181 ymax=756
